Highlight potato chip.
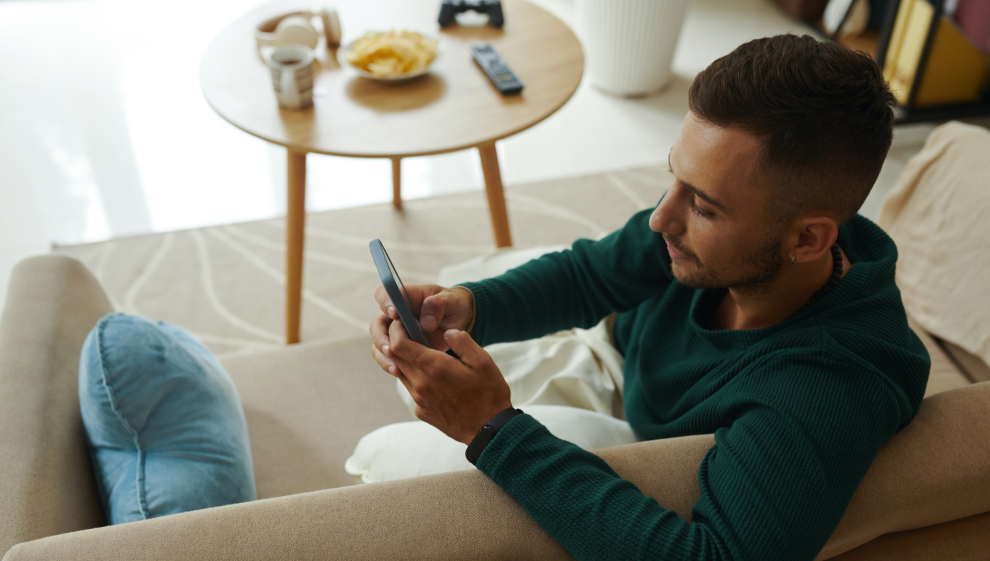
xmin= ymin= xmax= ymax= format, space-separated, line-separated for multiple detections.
xmin=344 ymin=30 xmax=439 ymax=77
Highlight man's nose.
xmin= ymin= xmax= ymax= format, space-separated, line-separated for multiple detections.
xmin=649 ymin=188 xmax=685 ymax=236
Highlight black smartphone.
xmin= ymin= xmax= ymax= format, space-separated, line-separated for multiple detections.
xmin=369 ymin=239 xmax=434 ymax=349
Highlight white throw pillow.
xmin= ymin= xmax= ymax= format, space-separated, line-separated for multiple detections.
xmin=344 ymin=405 xmax=638 ymax=484
xmin=435 ymin=244 xmax=571 ymax=287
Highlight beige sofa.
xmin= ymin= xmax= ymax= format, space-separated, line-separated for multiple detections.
xmin=3 ymin=122 xmax=990 ymax=560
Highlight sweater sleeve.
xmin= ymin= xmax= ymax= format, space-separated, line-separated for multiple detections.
xmin=458 ymin=208 xmax=672 ymax=347
xmin=477 ymin=356 xmax=903 ymax=561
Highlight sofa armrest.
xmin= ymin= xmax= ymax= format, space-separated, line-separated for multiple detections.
xmin=0 ymin=256 xmax=113 ymax=557
xmin=0 ymin=429 xmax=713 ymax=561
xmin=7 ymin=377 xmax=989 ymax=561
xmin=3 ymin=469 xmax=573 ymax=561
xmin=595 ymin=382 xmax=990 ymax=560
xmin=815 ymin=381 xmax=990 ymax=560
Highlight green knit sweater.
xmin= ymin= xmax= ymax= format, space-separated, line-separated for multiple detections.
xmin=458 ymin=209 xmax=930 ymax=561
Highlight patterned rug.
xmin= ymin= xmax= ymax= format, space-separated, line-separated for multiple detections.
xmin=55 ymin=166 xmax=671 ymax=355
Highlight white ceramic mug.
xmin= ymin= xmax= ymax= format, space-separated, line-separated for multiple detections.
xmin=267 ymin=45 xmax=315 ymax=110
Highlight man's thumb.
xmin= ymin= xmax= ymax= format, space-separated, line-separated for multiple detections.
xmin=421 ymin=292 xmax=453 ymax=332
xmin=443 ymin=329 xmax=484 ymax=366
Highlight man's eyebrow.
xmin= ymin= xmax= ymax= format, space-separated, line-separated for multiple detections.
xmin=667 ymin=149 xmax=729 ymax=213
xmin=682 ymin=181 xmax=728 ymax=213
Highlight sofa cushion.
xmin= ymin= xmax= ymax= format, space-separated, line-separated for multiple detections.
xmin=79 ymin=314 xmax=256 ymax=524
xmin=221 ymin=335 xmax=413 ymax=499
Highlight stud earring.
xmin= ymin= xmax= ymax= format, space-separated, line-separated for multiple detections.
xmin=791 ymin=255 xmax=796 ymax=265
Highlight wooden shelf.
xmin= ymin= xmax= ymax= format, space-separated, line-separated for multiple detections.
xmin=814 ymin=1 xmax=990 ymax=124
xmin=895 ymin=98 xmax=990 ymax=123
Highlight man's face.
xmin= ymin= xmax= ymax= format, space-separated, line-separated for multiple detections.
xmin=650 ymin=112 xmax=786 ymax=293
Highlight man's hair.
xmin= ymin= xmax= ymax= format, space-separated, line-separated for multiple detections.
xmin=688 ymin=34 xmax=896 ymax=227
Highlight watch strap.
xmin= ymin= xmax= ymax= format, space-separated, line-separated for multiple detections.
xmin=465 ymin=407 xmax=523 ymax=466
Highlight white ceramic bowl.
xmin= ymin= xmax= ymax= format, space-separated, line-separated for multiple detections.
xmin=340 ymin=34 xmax=441 ymax=83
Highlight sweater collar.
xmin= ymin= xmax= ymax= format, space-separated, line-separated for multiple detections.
xmin=686 ymin=215 xmax=897 ymax=347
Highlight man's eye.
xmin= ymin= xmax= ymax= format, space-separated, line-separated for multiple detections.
xmin=690 ymin=198 xmax=714 ymax=218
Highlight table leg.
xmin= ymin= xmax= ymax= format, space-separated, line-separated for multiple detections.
xmin=391 ymin=157 xmax=402 ymax=210
xmin=286 ymin=150 xmax=307 ymax=345
xmin=478 ymin=143 xmax=512 ymax=248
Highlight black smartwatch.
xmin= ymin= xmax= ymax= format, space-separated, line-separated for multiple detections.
xmin=465 ymin=407 xmax=524 ymax=466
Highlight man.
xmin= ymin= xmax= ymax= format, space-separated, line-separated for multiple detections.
xmin=369 ymin=34 xmax=930 ymax=561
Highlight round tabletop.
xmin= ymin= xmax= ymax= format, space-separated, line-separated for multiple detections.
xmin=200 ymin=0 xmax=584 ymax=158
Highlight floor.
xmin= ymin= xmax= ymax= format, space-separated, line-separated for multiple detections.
xmin=0 ymin=0 xmax=960 ymax=300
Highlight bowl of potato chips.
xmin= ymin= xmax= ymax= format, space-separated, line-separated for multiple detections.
xmin=341 ymin=30 xmax=440 ymax=81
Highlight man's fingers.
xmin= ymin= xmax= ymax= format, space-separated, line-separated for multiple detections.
xmin=388 ymin=319 xmax=447 ymax=390
xmin=370 ymin=342 xmax=400 ymax=377
xmin=388 ymin=319 xmax=432 ymax=363
xmin=370 ymin=313 xmax=394 ymax=357
xmin=390 ymin=347 xmax=438 ymax=404
xmin=374 ymin=285 xmax=396 ymax=319
xmin=443 ymin=329 xmax=490 ymax=370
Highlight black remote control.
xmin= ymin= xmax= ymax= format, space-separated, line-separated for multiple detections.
xmin=469 ymin=43 xmax=523 ymax=96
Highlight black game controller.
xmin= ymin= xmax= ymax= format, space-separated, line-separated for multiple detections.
xmin=438 ymin=0 xmax=505 ymax=28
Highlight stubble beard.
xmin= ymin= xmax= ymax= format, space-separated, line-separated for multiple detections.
xmin=669 ymin=233 xmax=785 ymax=297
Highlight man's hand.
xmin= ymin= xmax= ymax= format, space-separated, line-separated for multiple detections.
xmin=370 ymin=319 xmax=511 ymax=445
xmin=370 ymin=284 xmax=475 ymax=355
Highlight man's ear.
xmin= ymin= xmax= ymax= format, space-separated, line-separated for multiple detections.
xmin=789 ymin=214 xmax=838 ymax=265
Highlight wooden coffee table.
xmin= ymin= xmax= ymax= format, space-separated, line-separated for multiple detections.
xmin=201 ymin=0 xmax=583 ymax=344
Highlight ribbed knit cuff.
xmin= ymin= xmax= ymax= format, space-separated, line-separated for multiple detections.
xmin=475 ymin=413 xmax=544 ymax=480
xmin=455 ymin=281 xmax=498 ymax=347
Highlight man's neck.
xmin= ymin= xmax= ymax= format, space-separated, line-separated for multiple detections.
xmin=713 ymin=246 xmax=851 ymax=331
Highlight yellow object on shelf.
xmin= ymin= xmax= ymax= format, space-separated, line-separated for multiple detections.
xmin=915 ymin=15 xmax=989 ymax=107
xmin=883 ymin=0 xmax=989 ymax=108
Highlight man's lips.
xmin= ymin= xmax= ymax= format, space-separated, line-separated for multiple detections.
xmin=666 ymin=244 xmax=688 ymax=261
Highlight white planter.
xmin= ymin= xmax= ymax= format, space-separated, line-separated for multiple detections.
xmin=578 ymin=0 xmax=691 ymax=97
